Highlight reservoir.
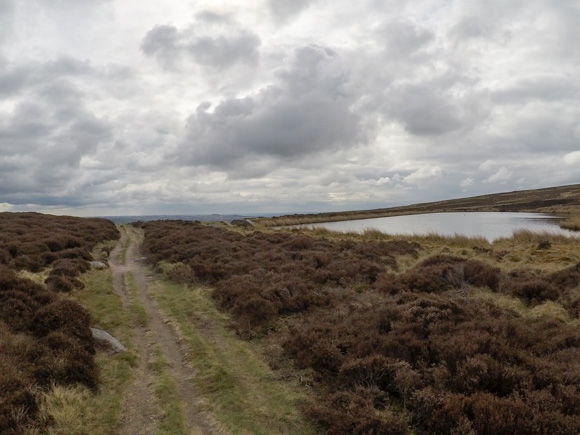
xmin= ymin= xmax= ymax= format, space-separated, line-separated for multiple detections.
xmin=299 ymin=212 xmax=578 ymax=241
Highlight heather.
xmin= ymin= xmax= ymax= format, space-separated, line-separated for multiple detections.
xmin=0 ymin=212 xmax=119 ymax=433
xmin=140 ymin=220 xmax=580 ymax=434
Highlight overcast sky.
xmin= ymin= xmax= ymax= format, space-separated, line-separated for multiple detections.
xmin=1 ymin=0 xmax=579 ymax=216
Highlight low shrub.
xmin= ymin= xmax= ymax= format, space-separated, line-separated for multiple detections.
xmin=44 ymin=275 xmax=76 ymax=293
xmin=0 ymin=212 xmax=118 ymax=433
xmin=32 ymin=300 xmax=93 ymax=348
xmin=508 ymin=279 xmax=560 ymax=305
xmin=378 ymin=255 xmax=501 ymax=294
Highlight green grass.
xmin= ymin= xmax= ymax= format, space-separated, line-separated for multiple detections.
xmin=148 ymin=277 xmax=316 ymax=435
xmin=125 ymin=271 xmax=148 ymax=326
xmin=150 ymin=346 xmax=188 ymax=435
xmin=43 ymin=268 xmax=135 ymax=434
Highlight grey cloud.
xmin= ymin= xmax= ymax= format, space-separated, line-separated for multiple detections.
xmin=141 ymin=25 xmax=179 ymax=60
xmin=377 ymin=19 xmax=434 ymax=57
xmin=268 ymin=0 xmax=312 ymax=23
xmin=0 ymin=59 xmax=113 ymax=204
xmin=492 ymin=75 xmax=580 ymax=104
xmin=384 ymin=81 xmax=484 ymax=136
xmin=141 ymin=15 xmax=261 ymax=70
xmin=43 ymin=57 xmax=94 ymax=76
xmin=0 ymin=56 xmax=95 ymax=99
xmin=0 ymin=67 xmax=28 ymax=96
xmin=174 ymin=45 xmax=369 ymax=177
xmin=0 ymin=0 xmax=14 ymax=42
xmin=450 ymin=16 xmax=493 ymax=40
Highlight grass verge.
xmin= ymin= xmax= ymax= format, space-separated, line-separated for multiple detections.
xmin=150 ymin=346 xmax=188 ymax=435
xmin=41 ymin=268 xmax=135 ymax=434
xmin=148 ymin=277 xmax=316 ymax=435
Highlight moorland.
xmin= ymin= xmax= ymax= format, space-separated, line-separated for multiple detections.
xmin=1 ymin=184 xmax=580 ymax=434
xmin=254 ymin=183 xmax=580 ymax=231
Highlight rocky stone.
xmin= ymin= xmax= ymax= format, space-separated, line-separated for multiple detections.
xmin=91 ymin=328 xmax=126 ymax=354
xmin=90 ymin=261 xmax=108 ymax=269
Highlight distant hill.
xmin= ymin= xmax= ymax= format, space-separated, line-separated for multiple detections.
xmin=102 ymin=214 xmax=251 ymax=225
xmin=256 ymin=183 xmax=580 ymax=227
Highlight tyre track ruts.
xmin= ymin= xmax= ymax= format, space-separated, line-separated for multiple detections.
xmin=112 ymin=226 xmax=214 ymax=435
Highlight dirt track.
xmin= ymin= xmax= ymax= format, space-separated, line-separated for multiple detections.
xmin=109 ymin=226 xmax=214 ymax=435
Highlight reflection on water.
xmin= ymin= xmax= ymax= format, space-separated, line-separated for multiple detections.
xmin=300 ymin=212 xmax=578 ymax=242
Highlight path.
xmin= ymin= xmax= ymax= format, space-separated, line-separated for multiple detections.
xmin=109 ymin=226 xmax=215 ymax=435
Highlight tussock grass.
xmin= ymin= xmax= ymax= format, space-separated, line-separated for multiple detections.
xmin=40 ymin=384 xmax=91 ymax=434
xmin=42 ymin=268 xmax=135 ymax=434
xmin=470 ymin=288 xmax=528 ymax=316
xmin=17 ymin=267 xmax=51 ymax=285
xmin=148 ymin=278 xmax=315 ymax=435
xmin=470 ymin=289 xmax=578 ymax=325
xmin=419 ymin=231 xmax=490 ymax=248
xmin=508 ymin=229 xmax=578 ymax=244
xmin=528 ymin=301 xmax=572 ymax=323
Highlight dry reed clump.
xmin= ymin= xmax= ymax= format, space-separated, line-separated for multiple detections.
xmin=0 ymin=212 xmax=119 ymax=433
xmin=139 ymin=220 xmax=580 ymax=434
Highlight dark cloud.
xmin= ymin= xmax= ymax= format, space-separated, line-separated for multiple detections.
xmin=0 ymin=57 xmax=112 ymax=204
xmin=173 ymin=45 xmax=369 ymax=177
xmin=141 ymin=14 xmax=261 ymax=70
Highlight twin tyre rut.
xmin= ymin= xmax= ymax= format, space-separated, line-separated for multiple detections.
xmin=109 ymin=226 xmax=215 ymax=435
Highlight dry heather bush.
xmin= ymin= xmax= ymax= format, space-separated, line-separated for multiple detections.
xmin=500 ymin=264 xmax=580 ymax=313
xmin=32 ymin=300 xmax=93 ymax=346
xmin=0 ymin=212 xmax=118 ymax=272
xmin=283 ymin=292 xmax=580 ymax=433
xmin=377 ymin=255 xmax=501 ymax=294
xmin=50 ymin=258 xmax=90 ymax=277
xmin=306 ymin=389 xmax=409 ymax=435
xmin=507 ymin=279 xmax=560 ymax=305
xmin=44 ymin=275 xmax=76 ymax=293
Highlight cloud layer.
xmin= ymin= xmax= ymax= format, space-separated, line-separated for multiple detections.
xmin=0 ymin=0 xmax=579 ymax=215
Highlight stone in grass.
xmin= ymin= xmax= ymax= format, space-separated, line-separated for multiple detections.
xmin=91 ymin=328 xmax=126 ymax=354
xmin=90 ymin=261 xmax=108 ymax=269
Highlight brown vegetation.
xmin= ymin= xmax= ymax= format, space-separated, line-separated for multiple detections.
xmin=139 ymin=220 xmax=580 ymax=434
xmin=0 ymin=212 xmax=119 ymax=433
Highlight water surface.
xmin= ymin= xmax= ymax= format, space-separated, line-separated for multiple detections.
xmin=300 ymin=212 xmax=577 ymax=241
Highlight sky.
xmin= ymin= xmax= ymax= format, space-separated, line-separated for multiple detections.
xmin=1 ymin=0 xmax=579 ymax=217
